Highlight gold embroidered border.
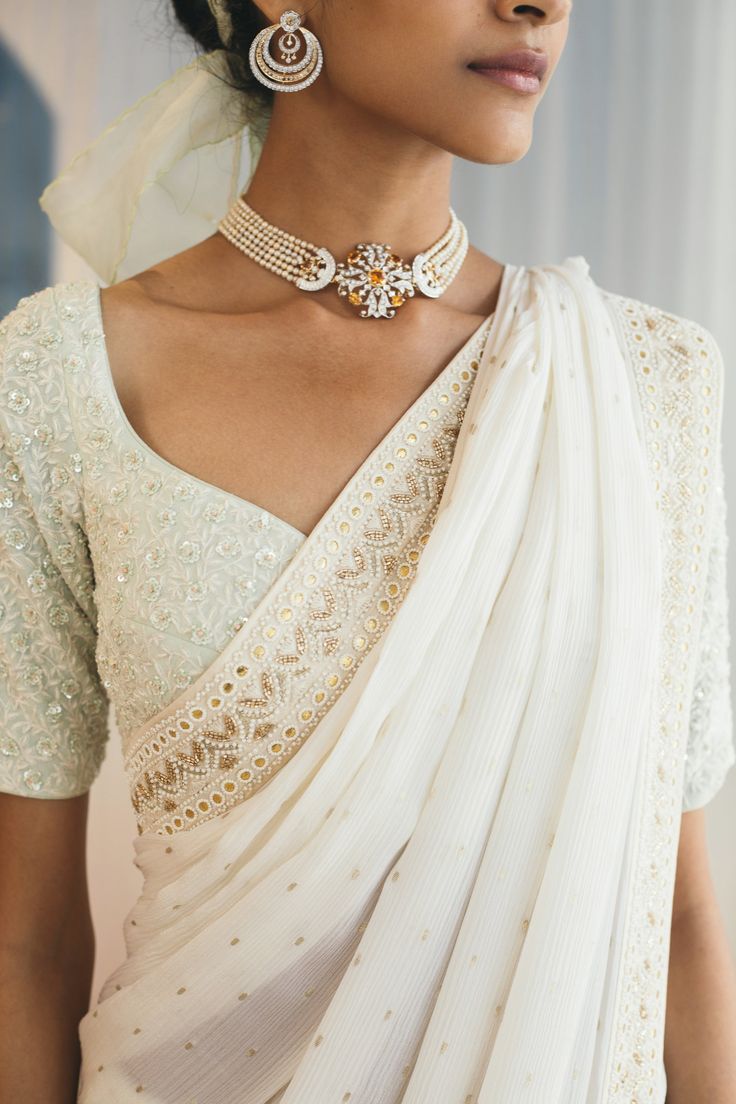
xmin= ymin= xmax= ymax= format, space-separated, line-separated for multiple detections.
xmin=127 ymin=323 xmax=492 ymax=835
xmin=601 ymin=295 xmax=721 ymax=1101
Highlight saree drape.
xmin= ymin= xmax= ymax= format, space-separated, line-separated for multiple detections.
xmin=77 ymin=256 xmax=668 ymax=1104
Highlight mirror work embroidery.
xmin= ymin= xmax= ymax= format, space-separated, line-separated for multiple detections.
xmin=601 ymin=293 xmax=721 ymax=1103
xmin=127 ymin=322 xmax=493 ymax=835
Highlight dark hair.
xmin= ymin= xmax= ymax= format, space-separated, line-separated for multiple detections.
xmin=171 ymin=0 xmax=274 ymax=115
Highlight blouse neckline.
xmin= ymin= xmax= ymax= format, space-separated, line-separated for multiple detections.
xmin=89 ymin=276 xmax=503 ymax=543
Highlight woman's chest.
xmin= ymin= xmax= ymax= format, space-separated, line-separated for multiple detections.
xmin=100 ymin=288 xmax=486 ymax=542
xmin=74 ymin=296 xmax=489 ymax=746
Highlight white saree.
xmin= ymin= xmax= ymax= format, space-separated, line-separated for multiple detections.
xmin=69 ymin=255 xmax=716 ymax=1104
xmin=33 ymin=51 xmax=725 ymax=1104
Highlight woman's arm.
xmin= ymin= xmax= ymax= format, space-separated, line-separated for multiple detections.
xmin=0 ymin=791 xmax=95 ymax=1103
xmin=664 ymin=806 xmax=736 ymax=1103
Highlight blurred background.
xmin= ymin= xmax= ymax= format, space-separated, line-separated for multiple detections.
xmin=1 ymin=0 xmax=734 ymax=1000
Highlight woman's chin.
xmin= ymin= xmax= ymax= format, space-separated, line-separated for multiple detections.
xmin=445 ymin=124 xmax=534 ymax=167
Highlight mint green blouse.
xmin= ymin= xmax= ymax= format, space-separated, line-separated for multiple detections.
xmin=0 ymin=281 xmax=732 ymax=810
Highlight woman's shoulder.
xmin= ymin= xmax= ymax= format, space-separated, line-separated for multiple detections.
xmin=594 ymin=278 xmax=725 ymax=511
xmin=0 ymin=277 xmax=105 ymax=401
xmin=0 ymin=279 xmax=103 ymax=385
xmin=0 ymin=279 xmax=105 ymax=512
xmin=597 ymin=283 xmax=724 ymax=390
xmin=600 ymin=281 xmax=725 ymax=529
xmin=1 ymin=277 xmax=101 ymax=331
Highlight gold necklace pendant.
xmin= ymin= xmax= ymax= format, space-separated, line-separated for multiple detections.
xmin=333 ymin=242 xmax=418 ymax=319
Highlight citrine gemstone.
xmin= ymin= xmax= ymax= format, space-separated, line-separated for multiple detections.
xmin=390 ymin=294 xmax=405 ymax=307
xmin=348 ymin=292 xmax=362 ymax=306
xmin=347 ymin=249 xmax=361 ymax=263
xmin=369 ymin=269 xmax=385 ymax=285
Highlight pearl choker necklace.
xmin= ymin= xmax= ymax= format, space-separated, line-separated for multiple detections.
xmin=217 ymin=196 xmax=469 ymax=320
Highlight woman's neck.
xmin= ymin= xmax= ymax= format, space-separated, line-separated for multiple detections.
xmin=243 ymin=88 xmax=456 ymax=259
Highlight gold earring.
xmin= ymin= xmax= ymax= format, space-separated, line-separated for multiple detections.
xmin=249 ymin=9 xmax=324 ymax=93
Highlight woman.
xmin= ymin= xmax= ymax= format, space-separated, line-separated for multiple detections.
xmin=1 ymin=1 xmax=735 ymax=1101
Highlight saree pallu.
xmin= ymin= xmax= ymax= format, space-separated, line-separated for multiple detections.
xmin=78 ymin=256 xmax=685 ymax=1104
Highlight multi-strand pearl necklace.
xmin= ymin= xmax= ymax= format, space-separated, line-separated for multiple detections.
xmin=217 ymin=196 xmax=469 ymax=320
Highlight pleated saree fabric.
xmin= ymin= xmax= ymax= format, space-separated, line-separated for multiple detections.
xmin=74 ymin=255 xmax=691 ymax=1104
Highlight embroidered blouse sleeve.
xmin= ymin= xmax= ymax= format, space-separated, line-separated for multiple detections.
xmin=0 ymin=284 xmax=109 ymax=799
xmin=682 ymin=331 xmax=735 ymax=811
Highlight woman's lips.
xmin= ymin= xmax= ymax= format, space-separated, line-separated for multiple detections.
xmin=467 ymin=48 xmax=547 ymax=94
xmin=469 ymin=67 xmax=542 ymax=94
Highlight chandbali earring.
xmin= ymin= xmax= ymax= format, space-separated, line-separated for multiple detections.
xmin=249 ymin=9 xmax=324 ymax=92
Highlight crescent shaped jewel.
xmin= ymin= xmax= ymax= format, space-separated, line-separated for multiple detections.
xmin=294 ymin=248 xmax=336 ymax=291
xmin=412 ymin=253 xmax=444 ymax=298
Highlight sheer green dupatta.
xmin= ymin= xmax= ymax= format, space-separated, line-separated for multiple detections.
xmin=78 ymin=257 xmax=663 ymax=1104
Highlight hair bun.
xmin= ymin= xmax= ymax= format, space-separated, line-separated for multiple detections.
xmin=171 ymin=0 xmax=274 ymax=110
xmin=208 ymin=0 xmax=234 ymax=47
xmin=171 ymin=0 xmax=224 ymax=51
